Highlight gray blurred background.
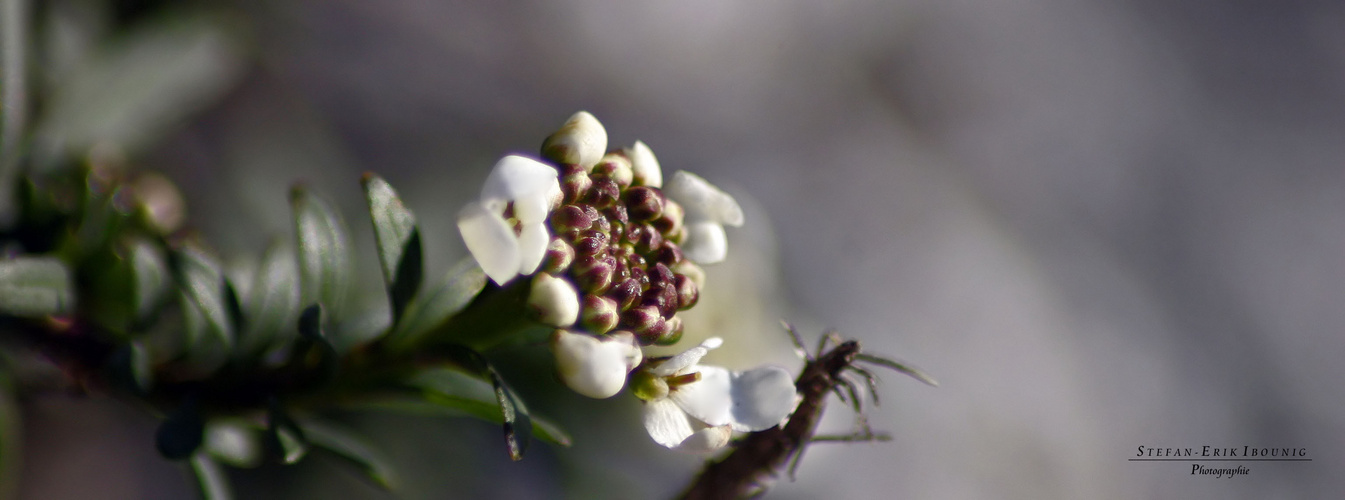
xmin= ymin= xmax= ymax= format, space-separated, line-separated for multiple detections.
xmin=19 ymin=0 xmax=1345 ymax=498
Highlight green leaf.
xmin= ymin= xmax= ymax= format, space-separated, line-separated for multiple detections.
xmin=189 ymin=452 xmax=234 ymax=500
xmin=362 ymin=173 xmax=422 ymax=324
xmin=34 ymin=16 xmax=244 ymax=157
xmin=409 ymin=349 xmax=549 ymax=460
xmin=384 ymin=259 xmax=487 ymax=349
xmin=129 ymin=239 xmax=169 ymax=322
xmin=239 ymin=241 xmax=300 ymax=355
xmin=291 ymin=186 xmax=352 ymax=320
xmin=854 ymin=353 xmax=939 ymax=387
xmin=174 ymin=247 xmax=234 ymax=360
xmin=338 ymin=393 xmax=570 ymax=447
xmin=0 ymin=257 xmax=73 ymax=317
xmin=204 ymin=419 xmax=262 ymax=468
xmin=267 ymin=403 xmax=308 ymax=465
xmin=301 ymin=419 xmax=398 ymax=490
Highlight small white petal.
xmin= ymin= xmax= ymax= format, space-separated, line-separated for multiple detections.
xmin=609 ymin=331 xmax=644 ymax=371
xmin=542 ymin=111 xmax=608 ymax=170
xmin=681 ymin=221 xmax=728 ymax=264
xmin=642 ymin=398 xmax=696 ymax=448
xmin=670 ymin=366 xmax=734 ymax=427
xmin=457 ymin=202 xmax=520 ymax=285
xmin=552 ymin=330 xmax=639 ymax=399
xmin=481 ymin=155 xmax=559 ymax=202
xmin=627 ymin=141 xmax=663 ymax=188
xmin=674 ymin=425 xmax=732 ymax=454
xmin=728 ymin=366 xmax=797 ymax=432
xmin=667 ymin=171 xmax=743 ymax=226
xmin=650 ymin=337 xmax=723 ymax=376
xmin=529 ymin=273 xmax=579 ymax=327
xmin=515 ymin=222 xmax=550 ymax=276
xmin=513 ymin=193 xmax=551 ymax=225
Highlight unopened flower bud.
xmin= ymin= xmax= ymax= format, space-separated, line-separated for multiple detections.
xmin=551 ymin=205 xmax=592 ymax=233
xmin=625 ymin=186 xmax=665 ymax=222
xmin=609 ymin=278 xmax=643 ymax=311
xmin=604 ymin=204 xmax=629 ymax=227
xmin=541 ymin=237 xmax=575 ymax=275
xmin=643 ymin=281 xmax=680 ymax=317
xmin=588 ymin=178 xmax=620 ymax=209
xmin=635 ymin=224 xmax=664 ymax=255
xmin=673 ymin=260 xmax=706 ymax=290
xmin=574 ymin=255 xmax=615 ymax=294
xmin=528 ymin=273 xmax=579 ymax=327
xmin=652 ymin=199 xmax=684 ymax=236
xmin=638 ymin=317 xmax=669 ymax=345
xmin=132 ymin=172 xmax=187 ymax=235
xmin=561 ymin=166 xmax=593 ymax=204
xmin=552 ymin=329 xmax=641 ymax=399
xmin=649 ymin=262 xmax=676 ymax=286
xmin=574 ymin=231 xmax=610 ymax=256
xmin=580 ymin=294 xmax=620 ymax=334
xmin=592 ymin=153 xmax=633 ymax=189
xmin=655 ymin=315 xmax=684 ymax=346
xmin=541 ymin=111 xmax=608 ymax=171
xmin=622 ymin=304 xmax=660 ymax=333
xmin=674 ymin=273 xmax=699 ymax=310
xmin=654 ymin=240 xmax=683 ymax=266
xmin=626 ymin=141 xmax=663 ymax=188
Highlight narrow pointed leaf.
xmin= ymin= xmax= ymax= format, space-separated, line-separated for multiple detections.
xmin=291 ymin=186 xmax=352 ymax=318
xmin=268 ymin=403 xmax=308 ymax=465
xmin=301 ymin=419 xmax=398 ymax=490
xmin=240 ymin=241 xmax=300 ymax=355
xmin=425 ymin=348 xmax=533 ymax=460
xmin=362 ymin=174 xmax=422 ymax=324
xmin=174 ymin=247 xmax=235 ymax=358
xmin=129 ymin=239 xmax=169 ymax=321
xmin=408 ymin=368 xmax=568 ymax=448
xmin=190 ymin=452 xmax=234 ymax=500
xmin=0 ymin=257 xmax=73 ymax=317
xmin=385 ymin=259 xmax=487 ymax=348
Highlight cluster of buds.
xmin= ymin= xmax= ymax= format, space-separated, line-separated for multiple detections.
xmin=539 ymin=136 xmax=704 ymax=347
xmin=459 ymin=111 xmax=749 ymax=403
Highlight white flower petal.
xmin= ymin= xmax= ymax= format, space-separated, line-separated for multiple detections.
xmin=627 ymin=141 xmax=663 ymax=188
xmin=609 ymin=331 xmax=644 ymax=371
xmin=650 ymin=337 xmax=723 ymax=376
xmin=552 ymin=330 xmax=639 ymax=398
xmin=670 ymin=366 xmax=734 ymax=427
xmin=542 ymin=112 xmax=609 ymax=170
xmin=667 ymin=171 xmax=743 ymax=226
xmin=728 ymin=366 xmax=797 ymax=432
xmin=515 ymin=221 xmax=550 ymax=276
xmin=481 ymin=155 xmax=559 ymax=202
xmin=642 ymin=398 xmax=696 ymax=448
xmin=457 ymin=202 xmax=521 ymax=285
xmin=681 ymin=221 xmax=728 ymax=264
xmin=513 ymin=192 xmax=552 ymax=225
xmin=674 ymin=425 xmax=732 ymax=454
xmin=529 ymin=273 xmax=579 ymax=327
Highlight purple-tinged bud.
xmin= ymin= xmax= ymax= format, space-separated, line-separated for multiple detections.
xmin=612 ymin=259 xmax=630 ymax=282
xmin=542 ymin=237 xmax=575 ymax=275
xmin=625 ymin=223 xmax=646 ymax=246
xmin=588 ymin=178 xmax=620 ymax=209
xmin=574 ymin=255 xmax=615 ymax=294
xmin=580 ymin=294 xmax=620 ymax=335
xmin=666 ymin=225 xmax=686 ymax=245
xmin=674 ymin=274 xmax=699 ymax=310
xmin=649 ymin=263 xmax=675 ymax=287
xmin=561 ymin=166 xmax=593 ymax=205
xmin=608 ymin=278 xmax=642 ymax=311
xmin=634 ymin=223 xmax=663 ymax=255
xmin=642 ymin=281 xmax=680 ymax=317
xmin=552 ymin=205 xmax=592 ymax=233
xmin=630 ymin=266 xmax=650 ymax=290
xmin=590 ymin=212 xmax=611 ymax=235
xmin=654 ymin=316 xmax=684 ymax=346
xmin=673 ymin=260 xmax=706 ymax=290
xmin=603 ymin=204 xmax=629 ymax=227
xmin=591 ymin=153 xmax=634 ymax=189
xmin=574 ymin=231 xmax=610 ymax=256
xmin=654 ymin=240 xmax=683 ymax=266
xmin=638 ymin=317 xmax=671 ymax=345
xmin=628 ymin=254 xmax=648 ymax=274
xmin=622 ymin=305 xmax=661 ymax=335
xmin=652 ymin=199 xmax=684 ymax=236
xmin=625 ymin=186 xmax=665 ymax=222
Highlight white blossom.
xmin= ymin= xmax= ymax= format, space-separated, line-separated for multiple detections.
xmin=665 ymin=171 xmax=744 ymax=264
xmin=626 ymin=141 xmax=663 ymax=188
xmin=552 ymin=330 xmax=642 ymax=399
xmin=638 ymin=338 xmax=797 ymax=453
xmin=457 ymin=155 xmax=562 ymax=285
xmin=541 ymin=111 xmax=608 ymax=172
xmin=528 ymin=273 xmax=579 ymax=327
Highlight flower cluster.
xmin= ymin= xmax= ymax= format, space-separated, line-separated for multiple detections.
xmin=457 ymin=112 xmax=792 ymax=453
